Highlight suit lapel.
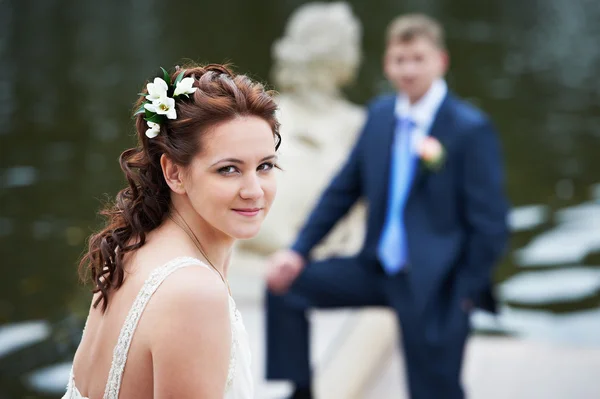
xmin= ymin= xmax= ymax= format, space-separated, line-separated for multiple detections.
xmin=373 ymin=93 xmax=455 ymax=215
xmin=377 ymin=98 xmax=398 ymax=213
xmin=406 ymin=93 xmax=454 ymax=198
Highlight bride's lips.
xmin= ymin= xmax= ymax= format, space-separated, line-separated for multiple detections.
xmin=232 ymin=208 xmax=261 ymax=217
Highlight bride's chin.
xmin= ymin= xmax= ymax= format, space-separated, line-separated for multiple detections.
xmin=229 ymin=226 xmax=263 ymax=240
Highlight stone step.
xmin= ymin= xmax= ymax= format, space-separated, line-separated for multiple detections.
xmin=364 ymin=336 xmax=600 ymax=399
xmin=230 ymin=266 xmax=600 ymax=399
xmin=241 ymin=302 xmax=600 ymax=398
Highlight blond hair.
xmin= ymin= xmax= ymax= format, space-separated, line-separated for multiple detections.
xmin=386 ymin=13 xmax=445 ymax=49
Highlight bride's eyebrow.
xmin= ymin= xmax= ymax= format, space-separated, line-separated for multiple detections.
xmin=211 ymin=158 xmax=243 ymax=166
xmin=210 ymin=155 xmax=277 ymax=167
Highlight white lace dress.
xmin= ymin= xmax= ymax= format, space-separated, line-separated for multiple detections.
xmin=62 ymin=257 xmax=253 ymax=399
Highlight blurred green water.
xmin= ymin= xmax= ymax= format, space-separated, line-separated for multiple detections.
xmin=1 ymin=0 xmax=599 ymax=396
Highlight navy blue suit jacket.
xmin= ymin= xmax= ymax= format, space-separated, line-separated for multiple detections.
xmin=291 ymin=92 xmax=509 ymax=313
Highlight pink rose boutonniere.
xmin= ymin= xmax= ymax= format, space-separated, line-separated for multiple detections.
xmin=417 ymin=136 xmax=445 ymax=171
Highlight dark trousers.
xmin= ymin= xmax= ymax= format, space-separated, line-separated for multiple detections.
xmin=265 ymin=257 xmax=470 ymax=399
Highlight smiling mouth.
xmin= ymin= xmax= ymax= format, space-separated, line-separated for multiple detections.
xmin=232 ymin=208 xmax=262 ymax=217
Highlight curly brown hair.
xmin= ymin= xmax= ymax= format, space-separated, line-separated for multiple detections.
xmin=79 ymin=63 xmax=281 ymax=311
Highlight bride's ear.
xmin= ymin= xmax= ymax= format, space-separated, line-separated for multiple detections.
xmin=161 ymin=154 xmax=186 ymax=194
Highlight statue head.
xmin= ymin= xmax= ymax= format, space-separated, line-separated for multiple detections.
xmin=271 ymin=2 xmax=362 ymax=94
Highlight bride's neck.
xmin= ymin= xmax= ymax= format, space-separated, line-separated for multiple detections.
xmin=167 ymin=198 xmax=235 ymax=277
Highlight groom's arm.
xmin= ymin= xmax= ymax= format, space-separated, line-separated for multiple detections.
xmin=460 ymin=120 xmax=510 ymax=299
xmin=291 ymin=115 xmax=371 ymax=259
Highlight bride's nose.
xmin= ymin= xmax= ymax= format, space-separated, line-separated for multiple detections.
xmin=239 ymin=173 xmax=264 ymax=200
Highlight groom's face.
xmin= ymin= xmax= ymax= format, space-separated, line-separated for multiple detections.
xmin=384 ymin=36 xmax=448 ymax=104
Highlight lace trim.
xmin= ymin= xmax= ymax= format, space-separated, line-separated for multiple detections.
xmin=103 ymin=256 xmax=204 ymax=399
xmin=225 ymin=296 xmax=241 ymax=390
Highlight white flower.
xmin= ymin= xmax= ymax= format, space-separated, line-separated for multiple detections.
xmin=145 ymin=121 xmax=160 ymax=138
xmin=144 ymin=94 xmax=177 ymax=119
xmin=173 ymin=77 xmax=197 ymax=97
xmin=145 ymin=78 xmax=169 ymax=102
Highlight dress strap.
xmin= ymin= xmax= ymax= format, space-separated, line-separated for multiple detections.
xmin=102 ymin=256 xmax=206 ymax=399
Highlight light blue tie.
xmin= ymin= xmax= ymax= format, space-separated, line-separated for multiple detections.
xmin=378 ymin=116 xmax=417 ymax=274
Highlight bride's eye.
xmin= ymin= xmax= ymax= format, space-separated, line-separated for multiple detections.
xmin=257 ymin=162 xmax=274 ymax=172
xmin=218 ymin=165 xmax=239 ymax=175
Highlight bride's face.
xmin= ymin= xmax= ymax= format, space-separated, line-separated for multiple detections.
xmin=183 ymin=116 xmax=278 ymax=240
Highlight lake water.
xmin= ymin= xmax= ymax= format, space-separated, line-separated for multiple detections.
xmin=1 ymin=0 xmax=599 ymax=397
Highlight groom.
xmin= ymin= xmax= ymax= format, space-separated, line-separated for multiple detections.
xmin=265 ymin=13 xmax=509 ymax=399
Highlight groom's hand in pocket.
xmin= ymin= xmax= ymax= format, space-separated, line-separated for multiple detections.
xmin=461 ymin=298 xmax=474 ymax=313
xmin=266 ymin=249 xmax=306 ymax=294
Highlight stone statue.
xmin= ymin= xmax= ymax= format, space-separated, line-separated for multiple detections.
xmin=230 ymin=5 xmax=392 ymax=397
xmin=233 ymin=1 xmax=367 ymax=268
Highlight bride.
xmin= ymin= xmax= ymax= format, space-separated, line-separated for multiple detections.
xmin=63 ymin=63 xmax=281 ymax=398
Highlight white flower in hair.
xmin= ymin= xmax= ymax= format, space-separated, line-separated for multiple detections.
xmin=173 ymin=77 xmax=197 ymax=97
xmin=145 ymin=121 xmax=161 ymax=138
xmin=144 ymin=94 xmax=177 ymax=120
xmin=145 ymin=77 xmax=169 ymax=102
xmin=134 ymin=67 xmax=196 ymax=139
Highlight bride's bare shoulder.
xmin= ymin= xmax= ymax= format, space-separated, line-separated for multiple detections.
xmin=151 ymin=264 xmax=229 ymax=316
xmin=143 ymin=262 xmax=231 ymax=343
xmin=140 ymin=265 xmax=232 ymax=394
